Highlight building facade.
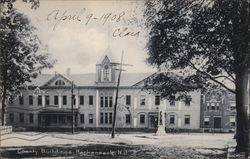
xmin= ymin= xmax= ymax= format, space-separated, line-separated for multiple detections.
xmin=200 ymin=90 xmax=236 ymax=133
xmin=5 ymin=53 xmax=201 ymax=132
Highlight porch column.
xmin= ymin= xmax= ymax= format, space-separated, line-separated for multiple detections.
xmin=95 ymin=90 xmax=99 ymax=127
xmin=42 ymin=95 xmax=45 ymax=107
xmin=57 ymin=115 xmax=59 ymax=126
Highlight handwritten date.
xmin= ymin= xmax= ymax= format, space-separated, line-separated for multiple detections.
xmin=47 ymin=9 xmax=125 ymax=31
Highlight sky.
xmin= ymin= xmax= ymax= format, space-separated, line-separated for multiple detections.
xmin=14 ymin=0 xmax=156 ymax=74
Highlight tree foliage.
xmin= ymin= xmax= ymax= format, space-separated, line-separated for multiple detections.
xmin=144 ymin=0 xmax=248 ymax=152
xmin=0 ymin=0 xmax=55 ymax=125
xmin=144 ymin=0 xmax=248 ymax=94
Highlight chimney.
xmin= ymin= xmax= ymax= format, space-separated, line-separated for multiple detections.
xmin=66 ymin=68 xmax=71 ymax=75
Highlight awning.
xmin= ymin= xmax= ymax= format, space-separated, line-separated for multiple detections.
xmin=39 ymin=108 xmax=79 ymax=114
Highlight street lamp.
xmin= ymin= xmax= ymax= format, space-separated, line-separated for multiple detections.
xmin=71 ymin=81 xmax=75 ymax=134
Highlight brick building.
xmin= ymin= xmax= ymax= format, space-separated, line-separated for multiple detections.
xmin=200 ymin=90 xmax=236 ymax=133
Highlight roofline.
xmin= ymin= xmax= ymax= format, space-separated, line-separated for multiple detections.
xmin=19 ymin=85 xmax=145 ymax=90
xmin=132 ymin=72 xmax=156 ymax=86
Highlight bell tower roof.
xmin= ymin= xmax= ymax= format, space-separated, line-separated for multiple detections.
xmin=96 ymin=46 xmax=118 ymax=65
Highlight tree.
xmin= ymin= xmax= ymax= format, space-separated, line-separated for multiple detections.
xmin=0 ymin=0 xmax=55 ymax=126
xmin=144 ymin=0 xmax=249 ymax=152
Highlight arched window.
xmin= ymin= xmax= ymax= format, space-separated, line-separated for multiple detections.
xmin=103 ymin=65 xmax=110 ymax=81
xmin=55 ymin=80 xmax=65 ymax=86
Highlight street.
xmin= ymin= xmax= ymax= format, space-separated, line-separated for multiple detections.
xmin=0 ymin=132 xmax=235 ymax=159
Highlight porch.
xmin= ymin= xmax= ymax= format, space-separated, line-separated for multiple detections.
xmin=38 ymin=108 xmax=79 ymax=128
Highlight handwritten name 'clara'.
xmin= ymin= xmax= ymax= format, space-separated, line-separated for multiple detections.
xmin=46 ymin=8 xmax=140 ymax=38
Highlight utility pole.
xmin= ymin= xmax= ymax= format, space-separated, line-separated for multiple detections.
xmin=111 ymin=52 xmax=124 ymax=138
xmin=71 ymin=81 xmax=75 ymax=134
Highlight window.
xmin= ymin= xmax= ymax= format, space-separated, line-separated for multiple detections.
xmin=9 ymin=113 xmax=14 ymax=123
xmin=184 ymin=115 xmax=190 ymax=125
xmin=230 ymin=106 xmax=236 ymax=111
xmin=105 ymin=97 xmax=108 ymax=107
xmin=211 ymin=106 xmax=215 ymax=110
xmin=63 ymin=96 xmax=67 ymax=105
xmin=89 ymin=114 xmax=93 ymax=124
xmin=201 ymin=94 xmax=204 ymax=104
xmin=169 ymin=96 xmax=175 ymax=106
xmin=80 ymin=96 xmax=84 ymax=105
xmin=55 ymin=80 xmax=65 ymax=86
xmin=170 ymin=115 xmax=175 ymax=124
xmin=109 ymin=112 xmax=112 ymax=124
xmin=126 ymin=95 xmax=131 ymax=105
xmin=207 ymin=106 xmax=210 ymax=110
xmin=29 ymin=95 xmax=33 ymax=105
xmin=89 ymin=96 xmax=93 ymax=105
xmin=29 ymin=114 xmax=33 ymax=123
xmin=155 ymin=96 xmax=160 ymax=105
xmin=140 ymin=114 xmax=145 ymax=124
xmin=19 ymin=113 xmax=24 ymax=123
xmin=185 ymin=95 xmax=192 ymax=106
xmin=100 ymin=112 xmax=112 ymax=124
xmin=140 ymin=95 xmax=146 ymax=106
xmin=38 ymin=95 xmax=42 ymax=105
xmin=54 ymin=96 xmax=58 ymax=105
xmin=45 ymin=95 xmax=50 ymax=105
xmin=19 ymin=96 xmax=24 ymax=105
xmin=103 ymin=65 xmax=110 ymax=81
xmin=204 ymin=117 xmax=210 ymax=126
xmin=100 ymin=112 xmax=104 ymax=124
xmin=101 ymin=96 xmax=112 ymax=108
xmin=126 ymin=114 xmax=131 ymax=124
xmin=9 ymin=100 xmax=13 ymax=105
xmin=230 ymin=116 xmax=235 ymax=127
xmin=109 ymin=97 xmax=113 ymax=107
xmin=100 ymin=96 xmax=104 ymax=107
xmin=216 ymin=106 xmax=219 ymax=110
xmin=80 ymin=114 xmax=84 ymax=123
xmin=105 ymin=112 xmax=108 ymax=124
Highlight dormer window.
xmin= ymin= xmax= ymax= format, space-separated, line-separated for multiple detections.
xmin=55 ymin=80 xmax=65 ymax=86
xmin=103 ymin=65 xmax=110 ymax=82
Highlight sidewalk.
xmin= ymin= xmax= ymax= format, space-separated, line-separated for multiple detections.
xmin=1 ymin=132 xmax=233 ymax=148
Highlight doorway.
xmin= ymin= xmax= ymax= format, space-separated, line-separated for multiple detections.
xmin=214 ymin=117 xmax=221 ymax=128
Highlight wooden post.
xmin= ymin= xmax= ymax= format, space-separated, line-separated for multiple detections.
xmin=111 ymin=52 xmax=123 ymax=138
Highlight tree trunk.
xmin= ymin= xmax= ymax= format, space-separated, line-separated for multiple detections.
xmin=235 ymin=68 xmax=249 ymax=152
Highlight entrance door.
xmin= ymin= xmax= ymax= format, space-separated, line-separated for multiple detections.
xmin=214 ymin=117 xmax=221 ymax=128
xmin=149 ymin=115 xmax=158 ymax=128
